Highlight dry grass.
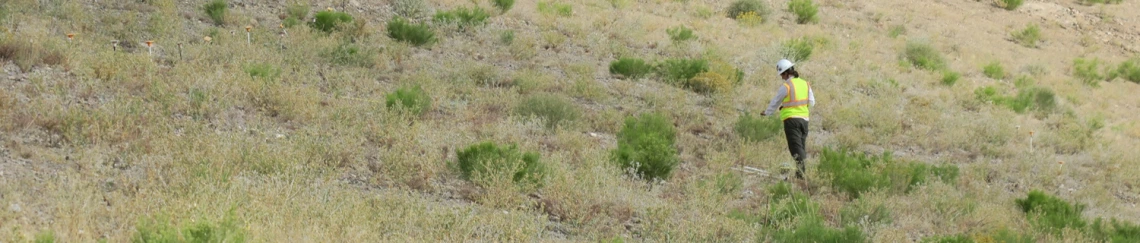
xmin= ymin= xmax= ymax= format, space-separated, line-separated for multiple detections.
xmin=1 ymin=0 xmax=1139 ymax=242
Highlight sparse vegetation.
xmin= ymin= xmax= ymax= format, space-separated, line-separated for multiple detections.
xmin=515 ymin=94 xmax=581 ymax=130
xmin=283 ymin=4 xmax=309 ymax=28
xmin=433 ymin=7 xmax=490 ymax=28
xmin=609 ymin=57 xmax=653 ymax=79
xmin=657 ymin=58 xmax=709 ymax=83
xmin=666 ymin=25 xmax=697 ymax=42
xmin=1011 ymin=24 xmax=1041 ymax=48
xmin=941 ymin=70 xmax=961 ymax=86
xmin=999 ymin=0 xmax=1024 ymax=10
xmin=727 ymin=0 xmax=770 ymax=22
xmin=903 ymin=42 xmax=947 ymax=71
xmin=386 ymin=85 xmax=432 ymax=115
xmin=455 ymin=141 xmax=545 ymax=187
xmin=325 ymin=43 xmax=376 ymax=67
xmin=1110 ymin=58 xmax=1140 ymax=84
xmin=1073 ymin=57 xmax=1105 ymax=86
xmin=244 ymin=63 xmax=280 ymax=79
xmin=888 ymin=25 xmax=906 ymax=38
xmin=735 ymin=112 xmax=782 ymax=142
xmin=1079 ymin=0 xmax=1125 ymax=5
xmin=492 ymin=0 xmax=515 ymax=12
xmin=613 ymin=113 xmax=678 ymax=181
xmin=0 ymin=38 xmax=66 ymax=72
xmin=387 ymin=17 xmax=437 ymax=46
xmin=781 ymin=37 xmax=825 ymax=62
xmin=975 ymin=85 xmax=1056 ymax=113
xmin=133 ymin=212 xmax=246 ymax=243
xmin=203 ymin=0 xmax=227 ymax=26
xmin=983 ymin=61 xmax=1006 ymax=79
xmin=392 ymin=0 xmax=430 ymax=19
xmin=310 ymin=10 xmax=354 ymax=33
xmin=772 ymin=219 xmax=867 ymax=243
xmin=818 ymin=148 xmax=957 ymax=198
xmin=537 ymin=1 xmax=573 ymax=17
xmin=788 ymin=0 xmax=819 ymax=24
xmin=1016 ymin=190 xmax=1087 ymax=233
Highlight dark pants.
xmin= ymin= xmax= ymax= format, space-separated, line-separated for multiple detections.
xmin=783 ymin=118 xmax=809 ymax=179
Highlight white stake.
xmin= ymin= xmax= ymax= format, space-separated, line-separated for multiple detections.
xmin=245 ymin=26 xmax=252 ymax=45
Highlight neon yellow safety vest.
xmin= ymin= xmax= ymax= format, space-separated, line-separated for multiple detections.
xmin=780 ymin=77 xmax=811 ymax=121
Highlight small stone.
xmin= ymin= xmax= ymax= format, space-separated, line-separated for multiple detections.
xmin=8 ymin=203 xmax=20 ymax=213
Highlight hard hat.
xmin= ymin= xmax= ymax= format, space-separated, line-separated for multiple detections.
xmin=776 ymin=59 xmax=795 ymax=74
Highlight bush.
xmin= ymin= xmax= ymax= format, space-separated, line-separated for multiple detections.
xmin=1091 ymin=218 xmax=1140 ymax=242
xmin=433 ymin=7 xmax=490 ymax=29
xmin=772 ymin=219 xmax=867 ymax=243
xmin=392 ymin=0 xmax=430 ymax=19
xmin=514 ymin=94 xmax=581 ymax=130
xmin=781 ymin=37 xmax=824 ymax=62
xmin=735 ymin=112 xmax=782 ymax=142
xmin=244 ymin=63 xmax=280 ymax=79
xmin=203 ymin=0 xmax=227 ymax=26
xmin=283 ymin=4 xmax=309 ymax=28
xmin=770 ymin=193 xmax=820 ymax=222
xmin=456 ymin=142 xmax=545 ymax=186
xmin=1016 ymin=190 xmax=1087 ymax=233
xmin=609 ymin=57 xmax=653 ymax=79
xmin=0 ymin=38 xmax=66 ymax=72
xmin=386 ymin=85 xmax=432 ymax=115
xmin=1000 ymin=0 xmax=1023 ymax=10
xmin=941 ymin=71 xmax=961 ymax=86
xmin=666 ymin=25 xmax=697 ymax=42
xmin=904 ymin=42 xmax=946 ymax=71
xmin=325 ymin=43 xmax=376 ymax=67
xmin=310 ymin=10 xmax=353 ymax=33
xmin=921 ymin=234 xmax=974 ymax=243
xmin=612 ymin=113 xmax=678 ymax=181
xmin=727 ymin=0 xmax=770 ymax=22
xmin=34 ymin=230 xmax=55 ymax=243
xmin=387 ymin=17 xmax=437 ymax=47
xmin=688 ymin=71 xmax=733 ymax=93
xmin=1073 ymin=57 xmax=1104 ymax=86
xmin=133 ymin=212 xmax=246 ymax=243
xmin=657 ymin=58 xmax=709 ymax=83
xmin=537 ymin=1 xmax=572 ymax=17
xmin=788 ymin=0 xmax=819 ymax=24
xmin=1011 ymin=24 xmax=1041 ymax=48
xmin=769 ymin=181 xmax=793 ymax=200
xmin=983 ymin=61 xmax=1006 ymax=79
xmin=1111 ymin=58 xmax=1140 ymax=84
xmin=975 ymin=85 xmax=1056 ymax=114
xmin=492 ymin=0 xmax=515 ymax=12
xmin=818 ymin=148 xmax=954 ymax=198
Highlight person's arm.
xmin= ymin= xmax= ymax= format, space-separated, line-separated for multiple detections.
xmin=761 ymin=85 xmax=788 ymax=116
xmin=808 ymin=87 xmax=815 ymax=107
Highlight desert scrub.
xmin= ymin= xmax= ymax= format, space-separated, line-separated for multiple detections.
xmin=1011 ymin=24 xmax=1041 ymax=48
xmin=666 ymin=25 xmax=696 ymax=42
xmin=1090 ymin=218 xmax=1140 ymax=242
xmin=492 ymin=0 xmax=515 ymax=12
xmin=455 ymin=142 xmax=545 ymax=187
xmin=386 ymin=85 xmax=432 ymax=115
xmin=727 ymin=0 xmax=770 ymax=22
xmin=433 ymin=7 xmax=490 ymax=29
xmin=781 ymin=36 xmax=826 ymax=62
xmin=999 ymin=0 xmax=1024 ymax=10
xmin=1072 ymin=57 xmax=1105 ymax=86
xmin=787 ymin=0 xmax=818 ymax=24
xmin=537 ymin=1 xmax=572 ymax=17
xmin=325 ymin=43 xmax=376 ymax=67
xmin=1110 ymin=58 xmax=1140 ymax=83
xmin=0 ymin=38 xmax=66 ymax=72
xmin=133 ymin=212 xmax=247 ymax=243
xmin=771 ymin=218 xmax=866 ymax=243
xmin=612 ymin=113 xmax=678 ymax=181
xmin=888 ymin=25 xmax=906 ymax=38
xmin=839 ymin=200 xmax=892 ymax=226
xmin=903 ymin=41 xmax=946 ymax=71
xmin=974 ymin=85 xmax=1055 ymax=113
xmin=310 ymin=10 xmax=353 ymax=33
xmin=243 ymin=63 xmax=280 ymax=79
xmin=609 ymin=57 xmax=653 ymax=79
xmin=734 ymin=112 xmax=781 ymax=142
xmin=387 ymin=17 xmax=436 ymax=47
xmin=817 ymin=148 xmax=957 ymax=198
xmin=514 ymin=93 xmax=581 ymax=130
xmin=203 ymin=0 xmax=227 ymax=26
xmin=983 ymin=61 xmax=1006 ymax=79
xmin=921 ymin=234 xmax=973 ymax=243
xmin=392 ymin=0 xmax=430 ymax=19
xmin=941 ymin=70 xmax=961 ymax=86
xmin=1016 ymin=190 xmax=1086 ymax=233
xmin=657 ymin=58 xmax=709 ymax=83
xmin=282 ymin=4 xmax=309 ymax=28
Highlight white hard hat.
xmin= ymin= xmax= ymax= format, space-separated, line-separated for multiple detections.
xmin=776 ymin=59 xmax=795 ymax=75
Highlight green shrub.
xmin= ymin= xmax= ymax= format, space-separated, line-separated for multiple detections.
xmin=310 ymin=10 xmax=353 ymax=33
xmin=1000 ymin=0 xmax=1023 ymax=10
xmin=772 ymin=219 xmax=867 ymax=243
xmin=433 ymin=7 xmax=490 ymax=28
xmin=769 ymin=193 xmax=820 ymax=222
xmin=244 ymin=63 xmax=280 ymax=79
xmin=1016 ymin=190 xmax=1086 ymax=233
xmin=657 ymin=58 xmax=709 ymax=83
xmin=818 ymin=148 xmax=952 ymax=198
xmin=1091 ymin=218 xmax=1140 ymax=242
xmin=203 ymin=0 xmax=227 ymax=26
xmin=666 ymin=25 xmax=697 ymax=42
xmin=1073 ymin=57 xmax=1104 ymax=86
xmin=612 ymin=113 xmax=678 ymax=181
xmin=769 ymin=181 xmax=793 ymax=200
xmin=941 ymin=71 xmax=961 ymax=86
xmin=983 ymin=61 xmax=1006 ymax=79
xmin=283 ymin=4 xmax=309 ymax=28
xmin=387 ymin=17 xmax=437 ymax=47
xmin=1111 ymin=58 xmax=1140 ymax=84
xmin=888 ymin=25 xmax=906 ymax=38
xmin=1005 ymin=86 xmax=1055 ymax=113
xmin=609 ymin=57 xmax=653 ymax=79
xmin=1011 ymin=24 xmax=1041 ymax=48
xmin=132 ymin=212 xmax=246 ymax=243
xmin=34 ymin=230 xmax=55 ymax=243
xmin=325 ymin=43 xmax=376 ymax=67
xmin=787 ymin=0 xmax=818 ymax=24
xmin=904 ymin=42 xmax=946 ymax=71
xmin=386 ymin=85 xmax=432 ymax=115
xmin=456 ymin=142 xmax=545 ymax=186
xmin=727 ymin=0 xmax=770 ymax=22
xmin=537 ymin=1 xmax=572 ymax=17
xmin=921 ymin=234 xmax=974 ymax=243
xmin=515 ymin=94 xmax=581 ymax=130
xmin=930 ymin=163 xmax=960 ymax=184
xmin=781 ymin=37 xmax=823 ymax=62
xmin=734 ymin=112 xmax=782 ymax=142
xmin=492 ymin=0 xmax=515 ymax=12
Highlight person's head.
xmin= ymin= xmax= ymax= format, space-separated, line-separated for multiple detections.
xmin=776 ymin=59 xmax=799 ymax=80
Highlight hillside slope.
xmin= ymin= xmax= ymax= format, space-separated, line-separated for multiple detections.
xmin=2 ymin=0 xmax=1139 ymax=241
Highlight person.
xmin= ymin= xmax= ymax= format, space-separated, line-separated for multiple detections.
xmin=761 ymin=59 xmax=815 ymax=179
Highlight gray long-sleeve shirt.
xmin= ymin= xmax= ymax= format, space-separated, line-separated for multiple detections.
xmin=763 ymin=79 xmax=815 ymax=120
